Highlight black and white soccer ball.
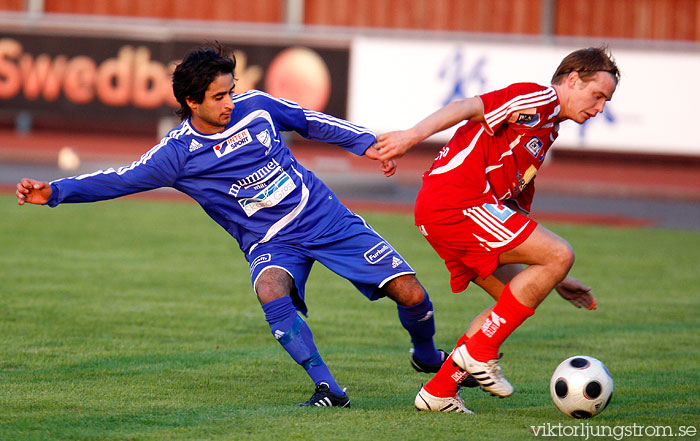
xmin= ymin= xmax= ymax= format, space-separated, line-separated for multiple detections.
xmin=550 ymin=355 xmax=614 ymax=418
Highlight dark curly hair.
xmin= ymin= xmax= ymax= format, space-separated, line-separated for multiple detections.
xmin=172 ymin=42 xmax=237 ymax=120
xmin=551 ymin=46 xmax=620 ymax=86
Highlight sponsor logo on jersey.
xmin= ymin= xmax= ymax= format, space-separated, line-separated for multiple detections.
xmin=228 ymin=158 xmax=281 ymax=197
xmin=213 ymin=129 xmax=253 ymax=158
xmin=188 ymin=139 xmax=204 ymax=152
xmin=274 ymin=330 xmax=285 ymax=340
xmin=238 ymin=170 xmax=297 ymax=217
xmin=517 ymin=165 xmax=538 ymax=191
xmin=391 ymin=256 xmax=403 ymax=268
xmin=516 ymin=112 xmax=540 ymax=127
xmin=250 ymin=253 xmax=271 ymax=272
xmin=364 ymin=241 xmax=393 ymax=264
xmin=524 ymin=136 xmax=544 ymax=158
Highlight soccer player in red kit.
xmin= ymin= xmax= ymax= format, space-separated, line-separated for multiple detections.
xmin=373 ymin=47 xmax=620 ymax=413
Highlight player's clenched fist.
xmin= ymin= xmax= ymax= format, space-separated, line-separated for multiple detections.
xmin=16 ymin=178 xmax=51 ymax=206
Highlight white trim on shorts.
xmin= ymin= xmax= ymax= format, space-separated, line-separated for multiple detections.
xmin=378 ymin=271 xmax=416 ymax=289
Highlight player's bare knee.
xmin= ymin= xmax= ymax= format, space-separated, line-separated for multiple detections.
xmin=550 ymin=240 xmax=575 ymax=279
xmin=255 ymin=268 xmax=294 ymax=304
xmin=384 ymin=274 xmax=425 ymax=306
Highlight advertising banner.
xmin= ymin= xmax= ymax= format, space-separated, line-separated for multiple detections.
xmin=0 ymin=33 xmax=349 ymax=134
xmin=349 ymin=37 xmax=700 ymax=156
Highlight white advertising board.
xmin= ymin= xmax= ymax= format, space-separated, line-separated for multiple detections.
xmin=349 ymin=37 xmax=700 ymax=156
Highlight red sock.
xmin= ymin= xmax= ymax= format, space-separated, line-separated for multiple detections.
xmin=465 ymin=284 xmax=535 ymax=362
xmin=423 ymin=334 xmax=470 ymax=397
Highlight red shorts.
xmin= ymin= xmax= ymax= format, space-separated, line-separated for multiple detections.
xmin=417 ymin=202 xmax=537 ymax=293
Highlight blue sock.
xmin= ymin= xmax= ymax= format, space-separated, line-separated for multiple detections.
xmin=397 ymin=292 xmax=442 ymax=365
xmin=262 ymin=296 xmax=344 ymax=396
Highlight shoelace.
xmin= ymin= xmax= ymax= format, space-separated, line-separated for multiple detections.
xmin=485 ymin=354 xmax=506 ymax=380
xmin=448 ymin=396 xmax=468 ymax=412
xmin=306 ymin=385 xmax=347 ymax=405
xmin=307 ymin=388 xmax=329 ymax=404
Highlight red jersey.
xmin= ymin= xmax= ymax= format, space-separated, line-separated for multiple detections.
xmin=415 ymin=83 xmax=560 ymax=225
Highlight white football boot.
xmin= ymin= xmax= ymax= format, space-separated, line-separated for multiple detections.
xmin=414 ymin=387 xmax=474 ymax=414
xmin=452 ymin=344 xmax=514 ymax=398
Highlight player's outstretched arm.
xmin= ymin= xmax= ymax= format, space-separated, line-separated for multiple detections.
xmin=555 ymin=276 xmax=597 ymax=310
xmin=374 ymin=97 xmax=485 ymax=161
xmin=16 ymin=179 xmax=52 ymax=206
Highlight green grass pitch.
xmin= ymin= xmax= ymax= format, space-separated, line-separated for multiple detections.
xmin=1 ymin=195 xmax=698 ymax=440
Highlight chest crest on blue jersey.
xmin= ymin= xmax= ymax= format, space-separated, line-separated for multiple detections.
xmin=213 ymin=129 xmax=253 ymax=158
xmin=256 ymin=129 xmax=271 ymax=148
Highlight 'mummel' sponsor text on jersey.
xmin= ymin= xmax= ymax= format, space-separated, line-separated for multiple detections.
xmin=46 ymin=90 xmax=376 ymax=254
xmin=415 ymin=83 xmax=561 ymax=225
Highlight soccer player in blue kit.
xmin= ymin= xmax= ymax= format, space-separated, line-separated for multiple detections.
xmin=16 ymin=43 xmax=450 ymax=407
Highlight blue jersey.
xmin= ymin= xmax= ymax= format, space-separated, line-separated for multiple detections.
xmin=47 ymin=90 xmax=376 ymax=255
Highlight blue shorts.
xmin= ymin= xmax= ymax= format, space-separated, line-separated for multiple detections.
xmin=247 ymin=210 xmax=415 ymax=315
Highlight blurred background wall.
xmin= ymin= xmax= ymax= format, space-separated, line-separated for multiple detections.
xmin=2 ymin=0 xmax=699 ymax=40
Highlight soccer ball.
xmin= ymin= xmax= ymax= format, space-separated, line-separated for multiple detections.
xmin=550 ymin=355 xmax=614 ymax=418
